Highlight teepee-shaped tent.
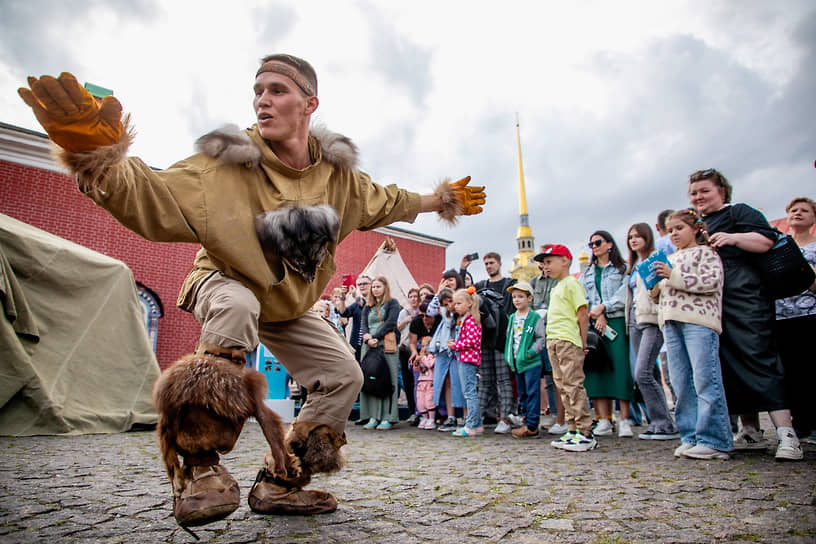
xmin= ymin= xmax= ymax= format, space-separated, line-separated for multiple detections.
xmin=361 ymin=238 xmax=418 ymax=309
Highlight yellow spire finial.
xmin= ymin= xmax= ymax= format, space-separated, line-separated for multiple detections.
xmin=516 ymin=114 xmax=528 ymax=216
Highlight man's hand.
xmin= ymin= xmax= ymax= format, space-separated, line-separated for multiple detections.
xmin=18 ymin=72 xmax=123 ymax=152
xmin=450 ymin=176 xmax=485 ymax=215
xmin=431 ymin=175 xmax=486 ymax=224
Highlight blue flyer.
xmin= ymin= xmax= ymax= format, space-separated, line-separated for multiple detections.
xmin=637 ymin=250 xmax=671 ymax=289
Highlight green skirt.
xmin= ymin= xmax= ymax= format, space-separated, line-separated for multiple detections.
xmin=584 ymin=317 xmax=633 ymax=401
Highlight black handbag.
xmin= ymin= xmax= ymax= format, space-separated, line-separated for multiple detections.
xmin=584 ymin=328 xmax=611 ymax=372
xmin=730 ymin=210 xmax=815 ymax=299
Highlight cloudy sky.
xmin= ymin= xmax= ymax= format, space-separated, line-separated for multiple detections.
xmin=2 ymin=0 xmax=813 ymax=282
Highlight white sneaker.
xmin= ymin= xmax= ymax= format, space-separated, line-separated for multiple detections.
xmin=540 ymin=414 xmax=556 ymax=428
xmin=548 ymin=422 xmax=569 ymax=435
xmin=733 ymin=427 xmax=768 ymax=450
xmin=674 ymin=443 xmax=695 ymax=458
xmin=562 ymin=432 xmax=598 ymax=452
xmin=507 ymin=414 xmax=525 ymax=427
xmin=593 ymin=419 xmax=613 ymax=436
xmin=494 ymin=420 xmax=511 ymax=434
xmin=775 ymin=431 xmax=803 ymax=461
xmin=617 ymin=419 xmax=633 ymax=438
xmin=682 ymin=444 xmax=730 ymax=460
xmin=550 ymin=431 xmax=576 ymax=450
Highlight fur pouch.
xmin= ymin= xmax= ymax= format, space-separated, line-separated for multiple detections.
xmin=255 ymin=205 xmax=340 ymax=282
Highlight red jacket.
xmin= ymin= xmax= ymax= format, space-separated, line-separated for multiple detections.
xmin=449 ymin=314 xmax=482 ymax=366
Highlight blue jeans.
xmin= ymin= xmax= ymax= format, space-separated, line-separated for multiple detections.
xmin=458 ymin=360 xmax=481 ymax=429
xmin=631 ymin=323 xmax=677 ymax=434
xmin=663 ymin=321 xmax=733 ymax=451
xmin=515 ymin=365 xmax=542 ymax=430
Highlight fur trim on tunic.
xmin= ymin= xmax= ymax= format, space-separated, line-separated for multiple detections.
xmin=58 ymin=117 xmax=358 ymax=196
xmin=195 ymin=123 xmax=358 ymax=170
xmin=433 ymin=177 xmax=463 ymax=225
xmin=56 ymin=114 xmax=135 ymax=196
xmin=195 ymin=124 xmax=262 ymax=168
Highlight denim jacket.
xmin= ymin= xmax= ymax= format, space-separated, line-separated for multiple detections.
xmin=579 ymin=263 xmax=628 ymax=319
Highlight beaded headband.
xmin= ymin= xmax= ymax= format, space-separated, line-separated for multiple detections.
xmin=256 ymin=61 xmax=316 ymax=96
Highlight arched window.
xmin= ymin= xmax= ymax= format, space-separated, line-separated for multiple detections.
xmin=136 ymin=282 xmax=163 ymax=352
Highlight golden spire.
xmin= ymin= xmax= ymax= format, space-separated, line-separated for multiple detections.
xmin=511 ymin=114 xmax=538 ymax=282
xmin=516 ymin=114 xmax=528 ymax=217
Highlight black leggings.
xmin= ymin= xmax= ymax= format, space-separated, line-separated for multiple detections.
xmin=398 ymin=345 xmax=416 ymax=415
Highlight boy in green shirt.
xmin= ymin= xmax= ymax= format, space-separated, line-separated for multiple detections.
xmin=537 ymin=244 xmax=596 ymax=452
xmin=505 ymin=282 xmax=547 ymax=438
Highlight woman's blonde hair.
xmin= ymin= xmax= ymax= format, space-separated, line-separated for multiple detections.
xmin=453 ymin=288 xmax=480 ymax=325
xmin=367 ymin=275 xmax=392 ymax=306
xmin=786 ymin=196 xmax=816 ymax=216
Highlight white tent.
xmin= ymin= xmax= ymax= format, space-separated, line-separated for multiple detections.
xmin=361 ymin=238 xmax=418 ymax=309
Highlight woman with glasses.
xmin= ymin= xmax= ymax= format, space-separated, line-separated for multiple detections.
xmin=579 ymin=231 xmax=634 ymax=438
xmin=688 ymin=169 xmax=801 ymax=460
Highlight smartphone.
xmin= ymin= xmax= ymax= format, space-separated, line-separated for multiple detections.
xmin=466 ymin=252 xmax=479 ymax=262
xmin=341 ymin=274 xmax=356 ymax=288
xmin=604 ymin=325 xmax=618 ymax=341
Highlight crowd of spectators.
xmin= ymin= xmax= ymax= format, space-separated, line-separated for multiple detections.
xmin=309 ymin=171 xmax=815 ymax=461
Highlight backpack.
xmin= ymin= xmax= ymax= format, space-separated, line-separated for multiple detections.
xmin=476 ymin=287 xmax=508 ymax=351
xmin=359 ymin=348 xmax=394 ymax=399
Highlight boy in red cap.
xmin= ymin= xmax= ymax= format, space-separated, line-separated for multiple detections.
xmin=535 ymin=245 xmax=596 ymax=452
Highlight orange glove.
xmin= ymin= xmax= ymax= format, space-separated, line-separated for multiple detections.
xmin=450 ymin=176 xmax=485 ymax=215
xmin=18 ymin=72 xmax=123 ymax=153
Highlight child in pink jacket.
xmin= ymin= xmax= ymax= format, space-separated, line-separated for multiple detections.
xmin=448 ymin=287 xmax=483 ymax=436
xmin=414 ymin=337 xmax=437 ymax=429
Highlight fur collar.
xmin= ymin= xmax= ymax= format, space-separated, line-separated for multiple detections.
xmin=195 ymin=123 xmax=358 ymax=170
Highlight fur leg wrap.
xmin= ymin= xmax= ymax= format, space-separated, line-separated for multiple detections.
xmin=152 ymin=352 xmax=290 ymax=491
xmin=263 ymin=421 xmax=347 ymax=489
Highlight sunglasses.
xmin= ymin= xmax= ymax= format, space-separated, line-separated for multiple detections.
xmin=689 ymin=168 xmax=717 ymax=182
xmin=588 ymin=239 xmax=606 ymax=248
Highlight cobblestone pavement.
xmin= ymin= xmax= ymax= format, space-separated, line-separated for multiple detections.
xmin=1 ymin=419 xmax=814 ymax=544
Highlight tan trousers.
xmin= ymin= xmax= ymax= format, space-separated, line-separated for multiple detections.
xmin=193 ymin=273 xmax=362 ymax=435
xmin=547 ymin=339 xmax=593 ymax=435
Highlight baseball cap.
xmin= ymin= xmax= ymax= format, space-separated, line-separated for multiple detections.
xmin=507 ymin=281 xmax=534 ymax=295
xmin=534 ymin=244 xmax=572 ymax=261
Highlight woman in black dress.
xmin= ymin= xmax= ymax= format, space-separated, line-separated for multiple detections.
xmin=688 ymin=168 xmax=801 ymax=461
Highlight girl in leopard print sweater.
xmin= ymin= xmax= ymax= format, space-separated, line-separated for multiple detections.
xmin=650 ymin=209 xmax=732 ymax=459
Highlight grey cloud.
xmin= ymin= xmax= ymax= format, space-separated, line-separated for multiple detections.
xmin=250 ymin=4 xmax=298 ymax=57
xmin=364 ymin=4 xmax=433 ymax=106
xmin=434 ymin=12 xmax=815 ymax=275
xmin=0 ymin=0 xmax=159 ymax=74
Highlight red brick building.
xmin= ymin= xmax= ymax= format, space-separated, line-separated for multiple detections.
xmin=0 ymin=122 xmax=450 ymax=368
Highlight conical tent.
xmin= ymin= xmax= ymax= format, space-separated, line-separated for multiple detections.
xmin=360 ymin=238 xmax=418 ymax=309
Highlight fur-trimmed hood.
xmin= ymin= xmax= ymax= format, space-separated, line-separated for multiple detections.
xmin=194 ymin=124 xmax=358 ymax=170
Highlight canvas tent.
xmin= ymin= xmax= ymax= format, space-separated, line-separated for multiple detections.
xmin=360 ymin=238 xmax=418 ymax=309
xmin=0 ymin=214 xmax=159 ymax=436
